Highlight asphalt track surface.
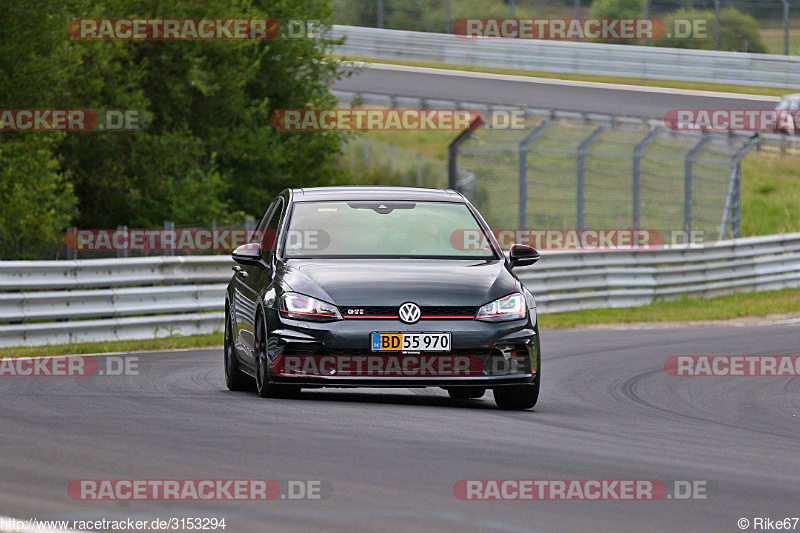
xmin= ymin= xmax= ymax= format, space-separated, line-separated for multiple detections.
xmin=332 ymin=63 xmax=780 ymax=118
xmin=2 ymin=324 xmax=799 ymax=532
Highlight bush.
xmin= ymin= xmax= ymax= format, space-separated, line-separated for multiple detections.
xmin=657 ymin=7 xmax=767 ymax=53
xmin=589 ymin=0 xmax=644 ymax=20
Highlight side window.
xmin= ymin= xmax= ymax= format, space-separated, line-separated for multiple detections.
xmin=261 ymin=197 xmax=284 ymax=260
xmin=251 ymin=199 xmax=279 ymax=244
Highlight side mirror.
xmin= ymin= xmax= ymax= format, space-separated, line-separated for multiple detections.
xmin=509 ymin=243 xmax=540 ymax=269
xmin=232 ymin=243 xmax=270 ymax=271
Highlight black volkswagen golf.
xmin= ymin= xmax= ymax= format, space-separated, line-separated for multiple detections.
xmin=224 ymin=186 xmax=542 ymax=409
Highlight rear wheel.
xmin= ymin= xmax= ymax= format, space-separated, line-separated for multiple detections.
xmin=447 ymin=387 xmax=486 ymax=400
xmin=254 ymin=311 xmax=301 ymax=399
xmin=224 ymin=309 xmax=253 ymax=391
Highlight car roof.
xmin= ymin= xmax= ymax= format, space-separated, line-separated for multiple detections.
xmin=291 ymin=186 xmax=465 ymax=203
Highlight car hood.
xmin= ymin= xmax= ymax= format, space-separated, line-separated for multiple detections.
xmin=280 ymin=258 xmax=518 ymax=307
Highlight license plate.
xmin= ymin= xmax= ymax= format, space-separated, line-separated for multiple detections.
xmin=371 ymin=332 xmax=451 ymax=352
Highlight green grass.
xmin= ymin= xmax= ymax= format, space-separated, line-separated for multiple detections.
xmin=539 ymin=287 xmax=800 ymax=329
xmin=334 ymin=55 xmax=789 ymax=98
xmin=741 ymin=152 xmax=800 ymax=236
xmin=0 ymin=332 xmax=223 ymax=358
xmin=759 ymin=28 xmax=800 ymax=56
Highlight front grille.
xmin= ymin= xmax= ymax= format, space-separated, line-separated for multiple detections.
xmin=340 ymin=306 xmax=478 ymax=319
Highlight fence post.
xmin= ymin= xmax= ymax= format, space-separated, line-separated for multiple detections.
xmin=447 ymin=116 xmax=484 ymax=191
xmin=416 ymin=151 xmax=423 ymax=186
xmin=517 ymin=121 xmax=552 ymax=231
xmin=684 ymin=135 xmax=712 ymax=235
xmin=389 ymin=144 xmax=395 ymax=174
xmin=576 ymin=126 xmax=607 ymax=230
xmin=781 ymin=0 xmax=790 ymax=56
xmin=66 ymin=227 xmax=77 ymax=260
xmin=632 ymin=127 xmax=663 ymax=234
xmin=363 ymin=137 xmax=370 ymax=166
xmin=719 ymin=137 xmax=759 ymax=240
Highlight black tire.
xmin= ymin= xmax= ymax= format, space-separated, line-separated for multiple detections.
xmin=493 ymin=380 xmax=539 ymax=410
xmin=224 ymin=309 xmax=253 ymax=391
xmin=254 ymin=311 xmax=301 ymax=399
xmin=447 ymin=387 xmax=486 ymax=400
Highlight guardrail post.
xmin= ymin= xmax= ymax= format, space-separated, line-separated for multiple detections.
xmin=576 ymin=126 xmax=607 ymax=230
xmin=517 ymin=121 xmax=552 ymax=230
xmin=447 ymin=116 xmax=484 ymax=191
xmin=719 ymin=137 xmax=759 ymax=240
xmin=684 ymin=135 xmax=711 ymax=235
xmin=164 ymin=221 xmax=175 ymax=256
xmin=632 ymin=128 xmax=663 ymax=235
xmin=781 ymin=0 xmax=790 ymax=56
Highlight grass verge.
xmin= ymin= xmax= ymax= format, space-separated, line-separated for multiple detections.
xmin=540 ymin=287 xmax=800 ymax=329
xmin=333 ymin=55 xmax=788 ymax=98
xmin=0 ymin=332 xmax=223 ymax=358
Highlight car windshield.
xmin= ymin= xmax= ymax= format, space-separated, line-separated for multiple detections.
xmin=283 ymin=200 xmax=497 ymax=259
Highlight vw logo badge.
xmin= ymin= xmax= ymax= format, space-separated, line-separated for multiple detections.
xmin=398 ymin=302 xmax=421 ymax=324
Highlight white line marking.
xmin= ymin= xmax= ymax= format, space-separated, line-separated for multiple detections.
xmin=1 ymin=346 xmax=220 ymax=360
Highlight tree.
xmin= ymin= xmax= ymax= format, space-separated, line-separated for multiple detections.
xmin=589 ymin=0 xmax=644 ymax=19
xmin=0 ymin=0 xmax=349 ymax=259
xmin=0 ymin=135 xmax=78 ymax=259
xmin=657 ymin=7 xmax=767 ymax=53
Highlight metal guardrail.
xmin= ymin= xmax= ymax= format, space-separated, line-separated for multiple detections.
xmin=515 ymin=232 xmax=800 ymax=313
xmin=0 ymin=257 xmax=231 ymax=347
xmin=1 ymin=232 xmax=799 ymax=347
xmin=331 ymin=25 xmax=800 ymax=89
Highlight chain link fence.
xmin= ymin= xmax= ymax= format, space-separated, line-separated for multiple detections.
xmin=451 ymin=115 xmax=757 ymax=242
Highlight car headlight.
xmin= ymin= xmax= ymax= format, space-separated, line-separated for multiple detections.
xmin=475 ymin=293 xmax=526 ymax=322
xmin=280 ymin=292 xmax=342 ymax=321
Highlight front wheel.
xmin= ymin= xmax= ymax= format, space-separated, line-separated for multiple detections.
xmin=254 ymin=312 xmax=300 ymax=399
xmin=493 ymin=380 xmax=539 ymax=410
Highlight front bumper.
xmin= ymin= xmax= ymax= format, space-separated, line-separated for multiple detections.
xmin=265 ymin=311 xmax=539 ymax=387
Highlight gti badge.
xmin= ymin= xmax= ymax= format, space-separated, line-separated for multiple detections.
xmin=398 ymin=302 xmax=421 ymax=324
